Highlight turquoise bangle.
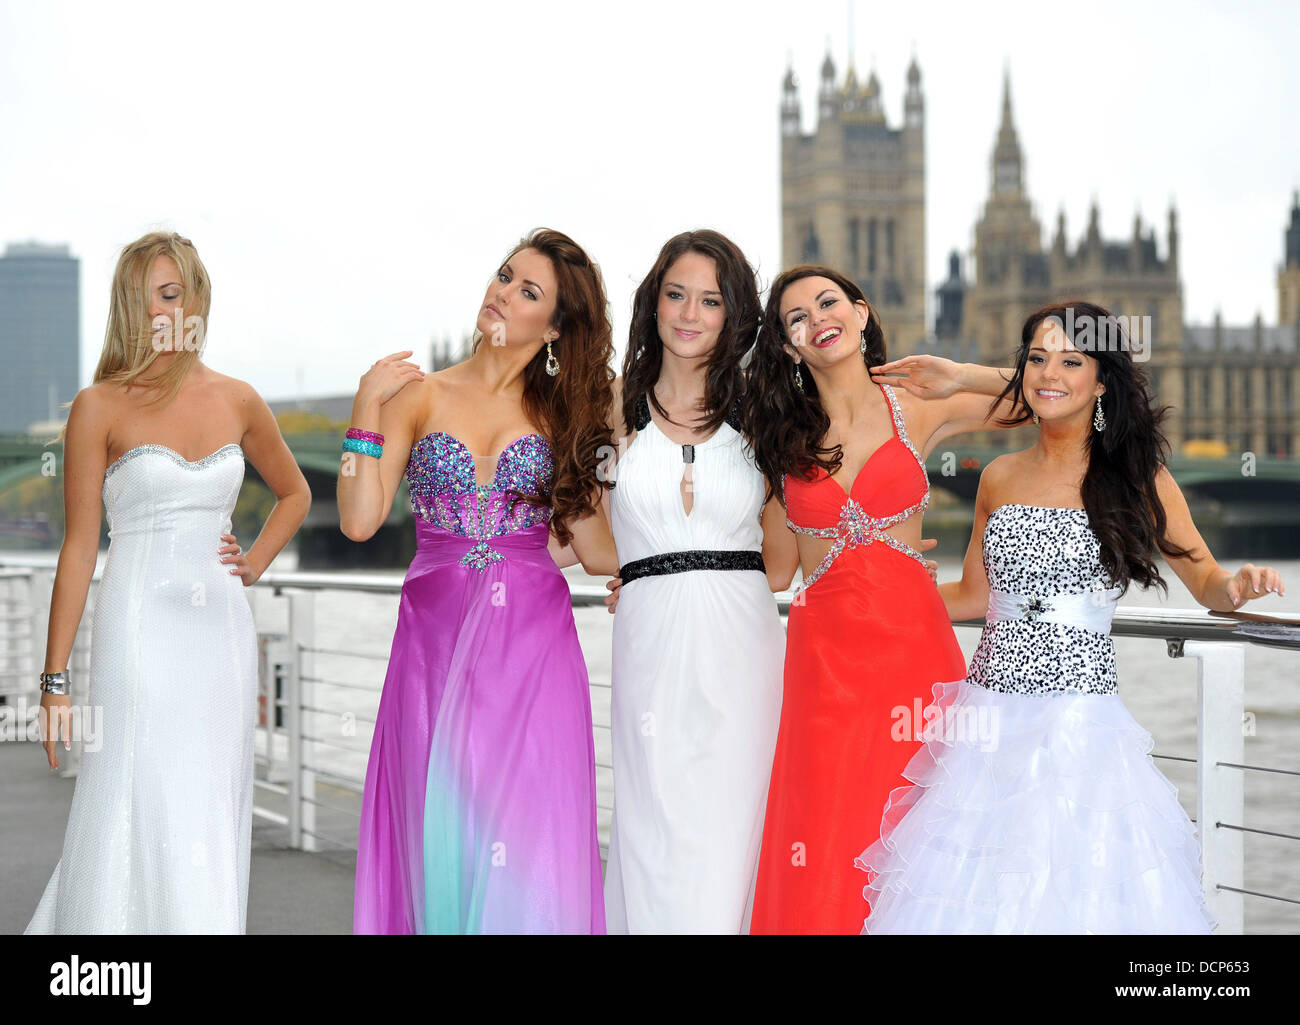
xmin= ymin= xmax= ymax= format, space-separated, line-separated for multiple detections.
xmin=342 ymin=437 xmax=383 ymax=459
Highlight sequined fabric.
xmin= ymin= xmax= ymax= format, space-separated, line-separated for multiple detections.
xmin=967 ymin=504 xmax=1122 ymax=696
xmin=406 ymin=433 xmax=553 ymax=571
xmin=784 ymin=384 xmax=930 ymax=592
xmin=26 ymin=443 xmax=256 ymax=934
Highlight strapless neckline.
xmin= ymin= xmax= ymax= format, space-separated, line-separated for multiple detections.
xmin=411 ymin=431 xmax=549 ymax=492
xmin=104 ymin=443 xmax=243 ymax=482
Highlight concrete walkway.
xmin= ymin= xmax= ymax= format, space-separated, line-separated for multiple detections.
xmin=1 ymin=741 xmax=355 ymax=934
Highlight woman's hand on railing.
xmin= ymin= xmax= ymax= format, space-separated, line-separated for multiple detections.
xmin=1227 ymin=564 xmax=1286 ymax=606
xmin=38 ymin=693 xmax=73 ymax=770
xmin=604 ymin=576 xmax=621 ymax=615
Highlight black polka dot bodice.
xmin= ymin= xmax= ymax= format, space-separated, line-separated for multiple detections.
xmin=967 ymin=504 xmax=1123 ymax=696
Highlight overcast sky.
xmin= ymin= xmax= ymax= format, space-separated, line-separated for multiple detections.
xmin=1 ymin=0 xmax=1296 ymax=403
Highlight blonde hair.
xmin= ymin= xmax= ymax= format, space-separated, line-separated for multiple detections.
xmin=50 ymin=232 xmax=212 ymax=448
xmin=94 ymin=231 xmax=212 ymax=398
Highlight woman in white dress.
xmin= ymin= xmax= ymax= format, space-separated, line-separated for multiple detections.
xmin=26 ymin=232 xmax=310 ymax=933
xmin=601 ymin=230 xmax=797 ymax=933
xmin=856 ymin=301 xmax=1285 ymax=933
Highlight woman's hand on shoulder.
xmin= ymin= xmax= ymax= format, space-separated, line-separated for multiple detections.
xmin=357 ymin=350 xmax=426 ymax=409
xmin=870 ymin=355 xmax=964 ymax=400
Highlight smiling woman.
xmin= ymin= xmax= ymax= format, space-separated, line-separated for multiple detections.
xmin=741 ymin=263 xmax=1019 ymax=934
xmin=602 ymin=229 xmax=793 ymax=934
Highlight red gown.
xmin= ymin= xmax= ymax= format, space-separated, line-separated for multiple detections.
xmin=750 ymin=383 xmax=968 ymax=934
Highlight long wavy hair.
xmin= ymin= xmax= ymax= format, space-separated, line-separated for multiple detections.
xmin=471 ymin=228 xmax=615 ymax=546
xmin=993 ymin=300 xmax=1196 ymax=592
xmin=742 ymin=264 xmax=888 ymax=502
xmin=621 ymin=229 xmax=761 ymax=437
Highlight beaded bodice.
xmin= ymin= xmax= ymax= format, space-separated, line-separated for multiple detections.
xmin=406 ymin=432 xmax=553 ymax=569
xmin=968 ymin=504 xmax=1123 ymax=696
xmin=783 ymin=384 xmax=930 ymax=592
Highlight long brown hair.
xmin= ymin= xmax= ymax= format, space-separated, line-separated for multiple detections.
xmin=621 ymin=229 xmax=760 ymax=436
xmin=742 ymin=264 xmax=888 ymax=502
xmin=473 ymin=228 xmax=615 ymax=546
xmin=993 ymin=300 xmax=1196 ymax=592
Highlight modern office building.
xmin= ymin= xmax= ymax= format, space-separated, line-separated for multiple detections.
xmin=0 ymin=242 xmax=79 ymax=434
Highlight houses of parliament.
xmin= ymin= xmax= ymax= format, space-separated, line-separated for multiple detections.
xmin=780 ymin=52 xmax=1300 ymax=458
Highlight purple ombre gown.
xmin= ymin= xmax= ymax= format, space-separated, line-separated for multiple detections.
xmin=353 ymin=432 xmax=605 ymax=934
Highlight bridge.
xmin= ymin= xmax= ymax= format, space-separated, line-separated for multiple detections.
xmin=1 ymin=436 xmax=1298 ymax=564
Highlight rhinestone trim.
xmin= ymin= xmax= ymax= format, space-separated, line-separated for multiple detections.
xmin=785 ymin=385 xmax=931 ymax=594
xmin=103 ymin=443 xmax=243 ymax=483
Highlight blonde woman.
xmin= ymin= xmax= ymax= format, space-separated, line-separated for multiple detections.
xmin=25 ymin=232 xmax=310 ymax=934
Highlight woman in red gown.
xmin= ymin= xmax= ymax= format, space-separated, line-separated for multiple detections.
xmin=743 ymin=265 xmax=1017 ymax=933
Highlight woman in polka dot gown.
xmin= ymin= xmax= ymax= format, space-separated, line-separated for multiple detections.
xmin=855 ymin=301 xmax=1285 ymax=934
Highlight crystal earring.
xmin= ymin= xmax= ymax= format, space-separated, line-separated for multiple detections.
xmin=859 ymin=330 xmax=868 ymax=356
xmin=1032 ymin=411 xmax=1040 ymax=426
xmin=794 ymin=362 xmax=804 ymax=391
xmin=635 ymin=345 xmax=645 ymax=359
xmin=1093 ymin=394 xmax=1106 ymax=432
xmin=545 ymin=338 xmax=560 ymax=377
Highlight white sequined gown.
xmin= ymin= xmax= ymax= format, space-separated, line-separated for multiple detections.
xmin=25 ymin=443 xmax=258 ymax=934
xmin=604 ymin=396 xmax=784 ymax=933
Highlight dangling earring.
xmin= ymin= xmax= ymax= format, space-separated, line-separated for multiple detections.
xmin=860 ymin=330 xmax=868 ymax=356
xmin=635 ymin=345 xmax=645 ymax=359
xmin=1093 ymin=394 xmax=1106 ymax=432
xmin=545 ymin=338 xmax=560 ymax=377
xmin=794 ymin=362 xmax=804 ymax=391
xmin=1032 ymin=411 xmax=1040 ymax=426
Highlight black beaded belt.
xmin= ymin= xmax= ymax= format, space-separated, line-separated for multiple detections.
xmin=619 ymin=549 xmax=766 ymax=584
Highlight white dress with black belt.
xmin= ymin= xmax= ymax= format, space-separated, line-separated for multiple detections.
xmin=604 ymin=394 xmax=785 ymax=933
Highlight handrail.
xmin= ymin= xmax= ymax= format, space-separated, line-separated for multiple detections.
xmin=2 ymin=554 xmax=1297 ymax=932
xmin=0 ymin=555 xmax=1294 ymax=650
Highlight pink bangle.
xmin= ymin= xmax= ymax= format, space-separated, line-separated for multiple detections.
xmin=346 ymin=428 xmax=385 ymax=445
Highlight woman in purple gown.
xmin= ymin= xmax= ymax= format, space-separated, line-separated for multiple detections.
xmin=339 ymin=229 xmax=618 ymax=933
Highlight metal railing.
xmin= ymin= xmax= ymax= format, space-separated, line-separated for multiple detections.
xmin=2 ymin=555 xmax=1297 ymax=934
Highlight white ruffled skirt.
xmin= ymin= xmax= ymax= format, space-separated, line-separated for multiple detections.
xmin=855 ymin=680 xmax=1217 ymax=934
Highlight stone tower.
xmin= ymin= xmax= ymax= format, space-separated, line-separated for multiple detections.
xmin=780 ymin=50 xmax=927 ymax=353
xmin=1279 ymin=191 xmax=1300 ymax=326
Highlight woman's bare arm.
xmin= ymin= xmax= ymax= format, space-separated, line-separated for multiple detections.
xmin=233 ymin=380 xmax=311 ymax=582
xmin=338 ymin=352 xmax=425 ymax=542
xmin=1154 ymin=466 xmax=1285 ymax=611
xmin=39 ymin=388 xmax=112 ymax=766
xmin=566 ymin=485 xmax=619 ymax=577
xmin=872 ymin=356 xmax=1024 ymax=457
xmin=938 ymin=464 xmax=996 ymax=622
xmin=760 ymin=494 xmax=799 ymax=592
